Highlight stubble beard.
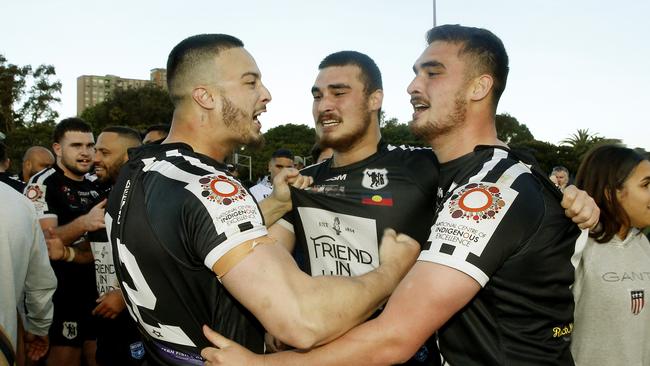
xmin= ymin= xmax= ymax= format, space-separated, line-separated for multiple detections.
xmin=318 ymin=101 xmax=372 ymax=153
xmin=60 ymin=153 xmax=91 ymax=178
xmin=222 ymin=96 xmax=265 ymax=149
xmin=409 ymin=91 xmax=467 ymax=143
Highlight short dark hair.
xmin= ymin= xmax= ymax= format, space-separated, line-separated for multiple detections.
xmin=426 ymin=24 xmax=509 ymax=108
xmin=101 ymin=126 xmax=143 ymax=146
xmin=271 ymin=148 xmax=294 ymax=160
xmin=143 ymin=124 xmax=170 ymax=136
xmin=0 ymin=142 xmax=8 ymax=162
xmin=318 ymin=51 xmax=382 ymax=96
xmin=551 ymin=166 xmax=569 ymax=176
xmin=167 ymin=34 xmax=244 ymax=105
xmin=53 ymin=118 xmax=92 ymax=143
xmin=575 ymin=144 xmax=646 ymax=243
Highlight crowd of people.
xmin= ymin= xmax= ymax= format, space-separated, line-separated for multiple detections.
xmin=1 ymin=24 xmax=648 ymax=366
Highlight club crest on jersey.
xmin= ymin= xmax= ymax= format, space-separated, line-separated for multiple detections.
xmin=631 ymin=290 xmax=645 ymax=315
xmin=362 ymin=168 xmax=388 ymax=190
xmin=198 ymin=175 xmax=247 ymax=205
xmin=449 ymin=183 xmax=506 ymax=222
xmin=62 ymin=321 xmax=78 ymax=340
xmin=25 ymin=184 xmax=43 ymax=201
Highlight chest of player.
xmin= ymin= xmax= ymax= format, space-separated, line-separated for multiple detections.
xmin=291 ymin=165 xmax=435 ymax=277
xmin=50 ymin=179 xmax=100 ymax=223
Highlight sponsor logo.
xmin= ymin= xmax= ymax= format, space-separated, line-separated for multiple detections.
xmin=361 ymin=193 xmax=393 ymax=206
xmin=306 ymin=185 xmax=345 ymax=196
xmin=130 ymin=341 xmax=146 ymax=359
xmin=631 ymin=290 xmax=645 ymax=315
xmin=199 ymin=175 xmax=247 ymax=205
xmin=326 ymin=174 xmax=347 ymax=181
xmin=448 ymin=183 xmax=507 ymax=222
xmin=62 ymin=321 xmax=78 ymax=340
xmin=25 ymin=185 xmax=43 ymax=201
xmin=552 ymin=323 xmax=573 ymax=338
xmin=362 ymin=168 xmax=388 ymax=190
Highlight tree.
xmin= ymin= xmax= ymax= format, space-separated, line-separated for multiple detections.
xmin=380 ymin=117 xmax=425 ymax=147
xmin=495 ymin=113 xmax=534 ymax=144
xmin=81 ymin=85 xmax=173 ymax=135
xmin=239 ymin=123 xmax=315 ymax=181
xmin=561 ymin=128 xmax=621 ymax=161
xmin=0 ymin=54 xmax=61 ymax=133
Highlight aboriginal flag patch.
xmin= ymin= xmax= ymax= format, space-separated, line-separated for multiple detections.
xmin=361 ymin=193 xmax=393 ymax=206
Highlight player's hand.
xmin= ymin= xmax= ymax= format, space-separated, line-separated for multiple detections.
xmin=377 ymin=229 xmax=421 ymax=287
xmin=24 ymin=332 xmax=49 ymax=361
xmin=270 ymin=168 xmax=313 ymax=205
xmin=201 ymin=325 xmax=264 ymax=366
xmin=561 ymin=185 xmax=600 ymax=230
xmin=92 ymin=289 xmax=126 ymax=319
xmin=83 ymin=199 xmax=107 ymax=231
xmin=44 ymin=227 xmax=66 ymax=260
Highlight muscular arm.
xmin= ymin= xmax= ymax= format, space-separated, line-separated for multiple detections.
xmin=268 ymin=221 xmax=296 ymax=253
xmin=217 ymin=230 xmax=419 ymax=350
xmin=47 ymin=199 xmax=107 ymax=246
xmin=203 ymin=261 xmax=481 ymax=365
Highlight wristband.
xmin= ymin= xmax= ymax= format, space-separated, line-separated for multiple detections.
xmin=66 ymin=247 xmax=76 ymax=262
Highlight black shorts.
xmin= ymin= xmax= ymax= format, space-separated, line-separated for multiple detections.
xmin=49 ymin=261 xmax=98 ymax=347
xmin=96 ymin=311 xmax=146 ymax=365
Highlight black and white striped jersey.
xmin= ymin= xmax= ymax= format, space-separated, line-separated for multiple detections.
xmin=106 ymin=143 xmax=267 ymax=365
xmin=419 ymin=146 xmax=582 ymax=365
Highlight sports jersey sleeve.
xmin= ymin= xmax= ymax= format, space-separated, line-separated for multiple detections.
xmin=182 ymin=174 xmax=268 ymax=270
xmin=418 ymin=178 xmax=544 ymax=286
xmin=24 ymin=175 xmax=57 ymax=220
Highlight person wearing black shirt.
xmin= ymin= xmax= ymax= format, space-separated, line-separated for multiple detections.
xmin=200 ymin=25 xmax=600 ymax=366
xmin=105 ymin=34 xmax=419 ymax=366
xmin=24 ymin=118 xmax=104 ymax=366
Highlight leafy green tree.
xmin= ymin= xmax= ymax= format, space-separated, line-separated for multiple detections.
xmin=380 ymin=117 xmax=425 ymax=147
xmin=81 ymin=85 xmax=173 ymax=135
xmin=0 ymin=54 xmax=61 ymax=133
xmin=495 ymin=113 xmax=534 ymax=144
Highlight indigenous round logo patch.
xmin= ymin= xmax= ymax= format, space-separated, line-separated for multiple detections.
xmin=25 ymin=185 xmax=43 ymax=201
xmin=448 ymin=183 xmax=507 ymax=222
xmin=198 ymin=175 xmax=247 ymax=205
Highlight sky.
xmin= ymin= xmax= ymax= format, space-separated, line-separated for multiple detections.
xmin=2 ymin=0 xmax=648 ymax=150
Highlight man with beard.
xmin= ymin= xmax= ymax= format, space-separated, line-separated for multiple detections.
xmin=201 ymin=25 xmax=597 ymax=365
xmin=265 ymin=50 xmax=441 ymax=365
xmin=104 ymin=34 xmax=419 ymax=365
xmin=89 ymin=126 xmax=145 ymax=365
xmin=24 ymin=118 xmax=105 ymax=366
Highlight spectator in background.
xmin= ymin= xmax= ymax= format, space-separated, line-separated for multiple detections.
xmin=0 ymin=142 xmax=25 ymax=192
xmin=550 ymin=165 xmax=570 ymax=191
xmin=572 ymin=145 xmax=650 ymax=366
xmin=22 ymin=146 xmax=55 ymax=183
xmin=0 ymin=182 xmax=57 ymax=365
xmin=142 ymin=124 xmax=170 ymax=144
xmin=249 ymin=148 xmax=295 ymax=201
